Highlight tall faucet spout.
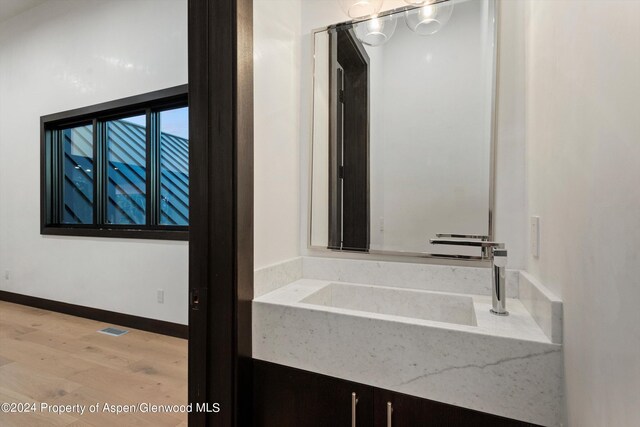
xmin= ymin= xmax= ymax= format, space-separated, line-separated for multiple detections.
xmin=430 ymin=234 xmax=509 ymax=316
xmin=490 ymin=248 xmax=508 ymax=316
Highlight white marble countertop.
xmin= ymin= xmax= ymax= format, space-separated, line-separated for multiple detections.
xmin=254 ymin=274 xmax=564 ymax=426
xmin=256 ymin=279 xmax=553 ymax=344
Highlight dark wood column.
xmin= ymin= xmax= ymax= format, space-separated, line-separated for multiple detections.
xmin=188 ymin=0 xmax=253 ymax=425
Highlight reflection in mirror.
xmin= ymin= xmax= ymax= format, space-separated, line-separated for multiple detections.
xmin=310 ymin=0 xmax=496 ymax=258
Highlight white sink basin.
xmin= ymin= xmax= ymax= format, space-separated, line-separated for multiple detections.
xmin=301 ymin=283 xmax=477 ymax=326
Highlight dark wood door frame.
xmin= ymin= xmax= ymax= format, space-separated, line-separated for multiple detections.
xmin=328 ymin=55 xmax=344 ymax=250
xmin=328 ymin=28 xmax=370 ymax=252
xmin=188 ymin=0 xmax=253 ymax=426
xmin=339 ymin=29 xmax=370 ymax=252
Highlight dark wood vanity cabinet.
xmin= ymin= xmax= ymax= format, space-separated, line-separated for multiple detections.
xmin=372 ymin=388 xmax=535 ymax=427
xmin=253 ymin=360 xmax=537 ymax=427
xmin=253 ymin=359 xmax=373 ymax=427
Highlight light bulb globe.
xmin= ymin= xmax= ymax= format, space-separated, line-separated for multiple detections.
xmin=338 ymin=0 xmax=384 ymax=19
xmin=405 ymin=2 xmax=454 ymax=36
xmin=354 ymin=14 xmax=398 ymax=47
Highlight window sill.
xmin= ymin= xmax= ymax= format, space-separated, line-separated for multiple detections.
xmin=41 ymin=226 xmax=188 ymax=241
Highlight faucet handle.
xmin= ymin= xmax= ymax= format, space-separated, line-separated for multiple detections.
xmin=492 ymin=247 xmax=508 ymax=266
xmin=429 ymin=238 xmax=504 ymax=248
xmin=493 ymin=248 xmax=508 ymax=257
xmin=436 ymin=233 xmax=489 ymax=240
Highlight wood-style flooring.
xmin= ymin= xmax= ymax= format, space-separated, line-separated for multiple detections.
xmin=0 ymin=301 xmax=187 ymax=426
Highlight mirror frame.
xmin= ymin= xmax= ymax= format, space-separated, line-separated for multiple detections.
xmin=306 ymin=0 xmax=500 ymax=263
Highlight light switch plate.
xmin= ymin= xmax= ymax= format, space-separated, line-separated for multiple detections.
xmin=530 ymin=216 xmax=540 ymax=258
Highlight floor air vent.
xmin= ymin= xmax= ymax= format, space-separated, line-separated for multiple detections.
xmin=98 ymin=327 xmax=129 ymax=337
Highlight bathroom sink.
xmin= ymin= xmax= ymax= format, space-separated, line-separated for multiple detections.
xmin=254 ymin=273 xmax=563 ymax=426
xmin=301 ymin=283 xmax=477 ymax=326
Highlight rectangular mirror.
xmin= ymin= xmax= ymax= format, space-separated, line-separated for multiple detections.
xmin=309 ymin=0 xmax=497 ymax=259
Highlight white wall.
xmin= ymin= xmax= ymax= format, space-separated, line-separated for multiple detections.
xmin=254 ymin=0 xmax=302 ymax=269
xmin=310 ymin=31 xmax=330 ymax=247
xmin=524 ymin=1 xmax=640 ymax=425
xmin=367 ymin=45 xmax=386 ymax=251
xmin=0 ymin=0 xmax=188 ymax=324
xmin=368 ymin=0 xmax=493 ymax=254
xmin=301 ymin=0 xmax=527 ymax=267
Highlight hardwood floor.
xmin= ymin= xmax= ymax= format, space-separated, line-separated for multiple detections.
xmin=0 ymin=301 xmax=187 ymax=427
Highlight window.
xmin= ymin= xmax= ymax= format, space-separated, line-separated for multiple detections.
xmin=106 ymin=114 xmax=147 ymax=225
xmin=41 ymin=86 xmax=189 ymax=240
xmin=159 ymin=107 xmax=189 ymax=226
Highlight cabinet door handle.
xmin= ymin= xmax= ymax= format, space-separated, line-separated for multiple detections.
xmin=387 ymin=401 xmax=393 ymax=427
xmin=351 ymin=392 xmax=358 ymax=427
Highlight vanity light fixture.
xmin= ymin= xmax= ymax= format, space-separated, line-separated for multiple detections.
xmin=405 ymin=1 xmax=454 ymax=35
xmin=354 ymin=14 xmax=398 ymax=46
xmin=338 ymin=0 xmax=384 ymax=19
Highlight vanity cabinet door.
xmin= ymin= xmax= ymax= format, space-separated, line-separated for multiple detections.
xmin=373 ymin=389 xmax=536 ymax=427
xmin=253 ymin=360 xmax=374 ymax=427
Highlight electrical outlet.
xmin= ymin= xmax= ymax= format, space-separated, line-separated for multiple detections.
xmin=4 ymin=270 xmax=9 ymax=281
xmin=379 ymin=217 xmax=384 ymax=232
xmin=530 ymin=216 xmax=540 ymax=258
xmin=157 ymin=289 xmax=165 ymax=304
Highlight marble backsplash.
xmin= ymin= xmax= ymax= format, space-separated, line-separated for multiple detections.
xmin=254 ymin=257 xmax=303 ymax=297
xmin=302 ymin=257 xmax=520 ymax=298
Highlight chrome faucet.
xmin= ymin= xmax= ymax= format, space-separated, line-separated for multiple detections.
xmin=429 ymin=234 xmax=509 ymax=316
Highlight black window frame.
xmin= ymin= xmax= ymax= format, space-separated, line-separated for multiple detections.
xmin=40 ymin=85 xmax=189 ymax=241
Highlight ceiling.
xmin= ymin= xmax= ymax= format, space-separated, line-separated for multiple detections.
xmin=0 ymin=0 xmax=48 ymax=24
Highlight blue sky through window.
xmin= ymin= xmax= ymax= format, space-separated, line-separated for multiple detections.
xmin=121 ymin=107 xmax=188 ymax=140
xmin=160 ymin=107 xmax=188 ymax=139
xmin=122 ymin=115 xmax=145 ymax=127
